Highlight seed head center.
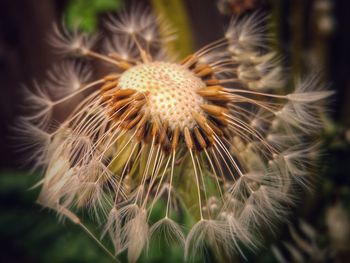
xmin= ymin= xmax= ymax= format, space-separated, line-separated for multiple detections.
xmin=118 ymin=62 xmax=206 ymax=129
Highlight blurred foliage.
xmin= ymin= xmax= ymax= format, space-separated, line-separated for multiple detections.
xmin=0 ymin=172 xmax=113 ymax=263
xmin=64 ymin=0 xmax=194 ymax=57
xmin=0 ymin=172 xmax=189 ymax=263
xmin=65 ymin=0 xmax=122 ymax=32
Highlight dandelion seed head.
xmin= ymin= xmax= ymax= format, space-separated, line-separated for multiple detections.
xmin=15 ymin=6 xmax=333 ymax=263
xmin=117 ymin=62 xmax=206 ymax=130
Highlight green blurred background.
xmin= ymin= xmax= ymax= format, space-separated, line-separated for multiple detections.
xmin=0 ymin=0 xmax=350 ymax=262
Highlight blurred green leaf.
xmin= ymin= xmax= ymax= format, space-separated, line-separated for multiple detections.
xmin=65 ymin=0 xmax=122 ymax=33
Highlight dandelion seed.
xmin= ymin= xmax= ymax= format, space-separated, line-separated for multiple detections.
xmin=17 ymin=7 xmax=332 ymax=262
xmin=46 ymin=60 xmax=92 ymax=98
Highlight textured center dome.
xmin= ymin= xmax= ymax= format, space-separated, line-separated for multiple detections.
xmin=118 ymin=62 xmax=206 ymax=129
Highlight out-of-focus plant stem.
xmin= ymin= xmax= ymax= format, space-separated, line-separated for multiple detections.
xmin=151 ymin=0 xmax=194 ymax=58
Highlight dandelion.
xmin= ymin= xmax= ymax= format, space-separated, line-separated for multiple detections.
xmin=17 ymin=7 xmax=332 ymax=262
